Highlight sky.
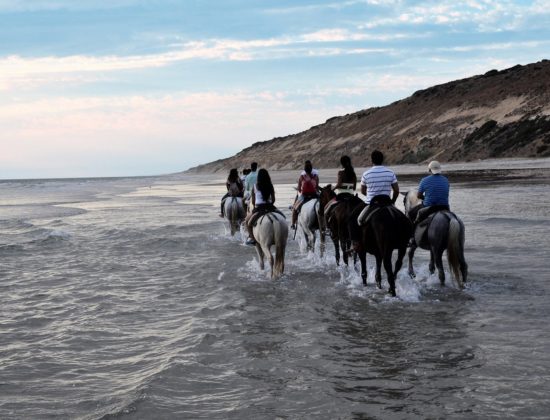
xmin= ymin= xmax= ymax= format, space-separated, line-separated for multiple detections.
xmin=1 ymin=0 xmax=549 ymax=179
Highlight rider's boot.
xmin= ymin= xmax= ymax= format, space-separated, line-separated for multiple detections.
xmin=246 ymin=222 xmax=256 ymax=245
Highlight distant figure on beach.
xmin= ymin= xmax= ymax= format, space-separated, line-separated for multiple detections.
xmin=356 ymin=150 xmax=399 ymax=225
xmin=219 ymin=168 xmax=244 ymax=217
xmin=245 ymin=168 xmax=278 ymax=245
xmin=290 ymin=160 xmax=319 ymax=230
xmin=415 ymin=160 xmax=450 ymax=224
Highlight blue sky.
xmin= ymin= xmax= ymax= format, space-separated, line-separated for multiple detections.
xmin=1 ymin=0 xmax=549 ymax=178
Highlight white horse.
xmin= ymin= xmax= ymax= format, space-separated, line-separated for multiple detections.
xmin=252 ymin=212 xmax=289 ymax=278
xmin=224 ymin=197 xmax=245 ymax=236
xmin=297 ymin=198 xmax=325 ymax=256
xmin=402 ymin=191 xmax=468 ymax=289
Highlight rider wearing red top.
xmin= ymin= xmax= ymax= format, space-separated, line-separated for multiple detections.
xmin=291 ymin=160 xmax=319 ymax=229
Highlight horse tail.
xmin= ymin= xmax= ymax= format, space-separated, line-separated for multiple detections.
xmin=447 ymin=216 xmax=463 ymax=287
xmin=273 ymin=216 xmax=288 ymax=277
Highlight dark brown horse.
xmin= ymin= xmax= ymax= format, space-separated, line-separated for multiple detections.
xmin=350 ymin=200 xmax=412 ymax=297
xmin=319 ymin=185 xmax=363 ymax=266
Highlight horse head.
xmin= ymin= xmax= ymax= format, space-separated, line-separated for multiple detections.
xmin=401 ymin=190 xmax=422 ymax=216
xmin=318 ymin=184 xmax=335 ymax=211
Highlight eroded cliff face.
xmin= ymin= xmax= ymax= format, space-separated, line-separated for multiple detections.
xmin=188 ymin=60 xmax=550 ymax=173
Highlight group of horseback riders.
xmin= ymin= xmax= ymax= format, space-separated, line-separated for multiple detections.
xmin=219 ymin=151 xmax=451 ymax=249
xmin=292 ymin=151 xmax=450 ymax=249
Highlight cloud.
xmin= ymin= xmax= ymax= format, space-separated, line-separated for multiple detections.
xmin=0 ymin=90 xmax=355 ymax=177
xmin=0 ymin=28 xmax=420 ymax=91
xmin=359 ymin=0 xmax=550 ymax=31
xmin=0 ymin=0 xmax=142 ymax=12
xmin=263 ymin=0 xmax=399 ymax=14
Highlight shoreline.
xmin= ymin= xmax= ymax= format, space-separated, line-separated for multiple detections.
xmin=185 ymin=157 xmax=550 ymax=185
xmin=267 ymin=166 xmax=550 ymax=185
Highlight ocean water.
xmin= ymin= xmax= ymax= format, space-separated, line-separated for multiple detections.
xmin=1 ymin=167 xmax=549 ymax=419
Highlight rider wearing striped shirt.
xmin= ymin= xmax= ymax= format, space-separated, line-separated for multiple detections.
xmin=415 ymin=160 xmax=450 ymax=224
xmin=357 ymin=150 xmax=399 ymax=226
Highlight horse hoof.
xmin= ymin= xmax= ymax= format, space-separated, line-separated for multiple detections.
xmin=409 ymin=272 xmax=416 ymax=279
xmin=376 ymin=282 xmax=382 ymax=289
xmin=388 ymin=289 xmax=396 ymax=297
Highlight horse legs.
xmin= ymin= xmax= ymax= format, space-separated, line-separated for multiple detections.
xmin=359 ymin=251 xmax=367 ymax=286
xmin=332 ymin=235 xmax=340 ymax=266
xmin=394 ymin=246 xmax=406 ymax=278
xmin=383 ymin=252 xmax=396 ymax=296
xmin=307 ymin=225 xmax=316 ymax=253
xmin=306 ymin=231 xmax=315 ymax=253
xmin=255 ymin=244 xmax=265 ymax=271
xmin=408 ymin=245 xmax=417 ymax=278
xmin=433 ymin=247 xmax=445 ymax=286
xmin=319 ymin=229 xmax=326 ymax=258
xmin=375 ymin=255 xmax=382 ymax=289
xmin=352 ymin=245 xmax=358 ymax=267
xmin=340 ymin=239 xmax=349 ymax=266
xmin=429 ymin=250 xmax=435 ymax=274
xmin=268 ymin=249 xmax=275 ymax=279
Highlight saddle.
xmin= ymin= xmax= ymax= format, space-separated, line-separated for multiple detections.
xmin=296 ymin=195 xmax=317 ymax=215
xmin=414 ymin=210 xmax=454 ymax=246
xmin=324 ymin=194 xmax=359 ymax=221
xmin=250 ymin=205 xmax=286 ymax=227
xmin=361 ymin=204 xmax=403 ymax=227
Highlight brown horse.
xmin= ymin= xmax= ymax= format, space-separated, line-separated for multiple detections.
xmin=350 ymin=200 xmax=412 ymax=297
xmin=319 ymin=185 xmax=363 ymax=266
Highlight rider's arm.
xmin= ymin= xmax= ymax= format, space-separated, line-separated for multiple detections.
xmin=251 ymin=188 xmax=256 ymax=206
xmin=361 ymin=184 xmax=367 ymax=196
xmin=272 ymin=190 xmax=276 ymax=205
xmin=391 ymin=182 xmax=399 ymax=204
xmin=417 ymin=178 xmax=426 ymax=200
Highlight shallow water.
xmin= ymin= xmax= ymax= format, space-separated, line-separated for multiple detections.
xmin=1 ymin=169 xmax=549 ymax=419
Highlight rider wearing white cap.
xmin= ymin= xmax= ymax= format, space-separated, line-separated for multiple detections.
xmin=415 ymin=160 xmax=450 ymax=223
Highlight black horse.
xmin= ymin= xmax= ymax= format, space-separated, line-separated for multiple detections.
xmin=319 ymin=185 xmax=363 ymax=266
xmin=350 ymin=198 xmax=412 ymax=297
